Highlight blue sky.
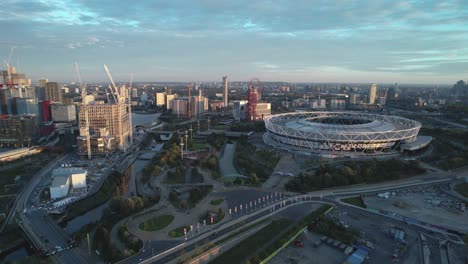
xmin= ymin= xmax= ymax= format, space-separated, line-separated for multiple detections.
xmin=1 ymin=0 xmax=468 ymax=84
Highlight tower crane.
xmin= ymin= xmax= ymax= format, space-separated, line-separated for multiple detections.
xmin=103 ymin=64 xmax=124 ymax=149
xmin=127 ymin=72 xmax=134 ymax=144
xmin=74 ymin=61 xmax=92 ymax=159
xmin=3 ymin=47 xmax=16 ymax=86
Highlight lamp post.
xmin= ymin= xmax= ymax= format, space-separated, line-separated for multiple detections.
xmin=207 ymin=118 xmax=210 ymax=130
xmin=180 ymin=140 xmax=184 ymax=160
xmin=189 ymin=125 xmax=193 ymax=140
xmin=184 ymin=131 xmax=188 ymax=151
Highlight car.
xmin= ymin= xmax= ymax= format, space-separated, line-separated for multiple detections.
xmin=293 ymin=240 xmax=304 ymax=248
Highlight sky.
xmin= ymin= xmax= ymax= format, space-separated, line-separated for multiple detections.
xmin=1 ymin=0 xmax=468 ymax=84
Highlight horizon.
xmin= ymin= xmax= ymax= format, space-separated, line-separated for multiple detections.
xmin=2 ymin=0 xmax=468 ymax=84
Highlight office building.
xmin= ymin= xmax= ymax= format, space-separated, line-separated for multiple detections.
xmin=165 ymin=94 xmax=177 ymax=110
xmin=45 ymin=82 xmax=63 ymax=103
xmin=368 ymin=83 xmax=377 ymax=104
xmin=38 ymin=100 xmax=52 ymax=122
xmin=233 ymin=100 xmax=248 ymax=121
xmin=15 ymin=98 xmax=38 ymax=115
xmin=0 ymin=115 xmax=38 ymax=147
xmin=156 ymin=92 xmax=166 ymax=107
xmin=51 ymin=104 xmax=76 ymax=122
xmin=172 ymin=99 xmax=188 ymax=116
xmin=191 ymin=90 xmax=209 ymax=117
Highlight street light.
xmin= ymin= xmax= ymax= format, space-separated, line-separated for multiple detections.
xmin=189 ymin=125 xmax=193 ymax=140
xmin=207 ymin=118 xmax=211 ymax=130
xmin=185 ymin=131 xmax=188 ymax=151
xmin=180 ymin=140 xmax=184 ymax=160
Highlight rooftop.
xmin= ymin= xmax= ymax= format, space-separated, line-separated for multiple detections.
xmin=51 ymin=175 xmax=69 ymax=188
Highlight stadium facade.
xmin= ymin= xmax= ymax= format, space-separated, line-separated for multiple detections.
xmin=263 ymin=112 xmax=431 ymax=158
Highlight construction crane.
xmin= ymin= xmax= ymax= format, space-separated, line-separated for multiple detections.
xmin=127 ymin=72 xmax=134 ymax=144
xmin=103 ymin=64 xmax=124 ymax=149
xmin=3 ymin=47 xmax=16 ymax=86
xmin=187 ymin=83 xmax=192 ymax=118
xmin=74 ymin=61 xmax=92 ymax=159
xmin=103 ymin=64 xmax=120 ymax=101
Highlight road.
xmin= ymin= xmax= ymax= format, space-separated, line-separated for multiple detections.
xmin=117 ymin=174 xmax=462 ymax=264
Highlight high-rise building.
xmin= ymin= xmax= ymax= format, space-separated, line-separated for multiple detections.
xmin=222 ymin=76 xmax=228 ymax=107
xmin=77 ymin=100 xmax=131 ymax=150
xmin=0 ymin=115 xmax=38 ymax=147
xmin=191 ymin=90 xmax=209 ymax=117
xmin=233 ymin=100 xmax=248 ymax=121
xmin=131 ymin=88 xmax=138 ymax=98
xmin=38 ymin=79 xmax=48 ymax=87
xmin=172 ymin=99 xmax=188 ymax=116
xmin=51 ymin=104 xmax=76 ymax=122
xmin=165 ymin=94 xmax=177 ymax=110
xmin=15 ymin=98 xmax=38 ymax=115
xmin=38 ymin=100 xmax=52 ymax=122
xmin=156 ymin=92 xmax=166 ymax=107
xmin=45 ymin=82 xmax=63 ymax=103
xmin=368 ymin=83 xmax=377 ymax=104
xmin=349 ymin=93 xmax=358 ymax=105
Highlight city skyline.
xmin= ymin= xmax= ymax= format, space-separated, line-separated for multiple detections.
xmin=1 ymin=0 xmax=468 ymax=84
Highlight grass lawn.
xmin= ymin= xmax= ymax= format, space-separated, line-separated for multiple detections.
xmin=168 ymin=225 xmax=191 ymax=237
xmin=210 ymin=199 xmax=224 ymax=206
xmin=138 ymin=215 xmax=175 ymax=231
xmin=455 ymin=183 xmax=468 ymax=198
xmin=341 ymin=196 xmax=366 ymax=208
xmin=190 ymin=142 xmax=208 ymax=151
xmin=210 ymin=219 xmax=292 ymax=264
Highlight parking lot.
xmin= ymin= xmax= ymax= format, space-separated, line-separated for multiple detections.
xmin=364 ymin=185 xmax=468 ymax=233
xmin=269 ymin=230 xmax=348 ymax=264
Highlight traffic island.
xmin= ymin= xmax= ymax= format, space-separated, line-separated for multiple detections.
xmin=138 ymin=214 xmax=174 ymax=232
xmin=169 ymin=225 xmax=191 ymax=238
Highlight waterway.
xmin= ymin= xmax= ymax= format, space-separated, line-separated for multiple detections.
xmin=0 ymin=242 xmax=34 ymax=263
xmin=131 ymin=113 xmax=161 ymax=126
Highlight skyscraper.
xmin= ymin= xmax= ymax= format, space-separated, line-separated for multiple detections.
xmin=45 ymin=82 xmax=63 ymax=103
xmin=222 ymin=76 xmax=228 ymax=107
xmin=368 ymin=83 xmax=377 ymax=104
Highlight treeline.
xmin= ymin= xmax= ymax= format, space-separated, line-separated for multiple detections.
xmin=141 ymin=140 xmax=181 ymax=183
xmin=92 ymin=196 xmax=155 ymax=261
xmin=169 ymin=185 xmax=212 ymax=209
xmin=235 ymin=137 xmax=279 ymax=182
xmin=206 ymin=133 xmax=226 ymax=150
xmin=230 ymin=121 xmax=265 ymax=132
xmin=286 ymin=158 xmax=426 ymax=192
xmin=202 ymin=155 xmax=221 ymax=179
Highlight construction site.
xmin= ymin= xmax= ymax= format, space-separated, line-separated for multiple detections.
xmin=76 ymin=64 xmax=133 ymax=159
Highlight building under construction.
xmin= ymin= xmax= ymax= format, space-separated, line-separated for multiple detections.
xmin=76 ymin=64 xmax=132 ymax=157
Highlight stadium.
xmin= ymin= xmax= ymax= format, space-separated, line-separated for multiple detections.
xmin=263 ymin=112 xmax=431 ymax=158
